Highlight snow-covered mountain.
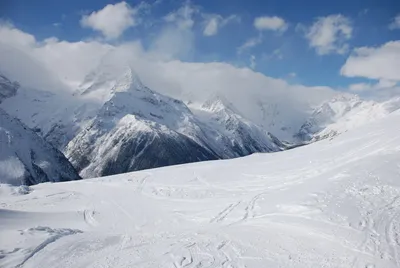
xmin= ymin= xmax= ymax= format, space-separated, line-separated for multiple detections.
xmin=2 ymin=109 xmax=400 ymax=267
xmin=0 ymin=82 xmax=95 ymax=150
xmin=0 ymin=108 xmax=81 ymax=186
xmin=65 ymin=68 xmax=283 ymax=178
xmin=192 ymin=95 xmax=284 ymax=158
xmin=0 ymin=76 xmax=81 ymax=185
xmin=1 ymin=58 xmax=399 ymax=179
xmin=65 ymin=68 xmax=219 ymax=178
xmin=0 ymin=74 xmax=19 ymax=102
xmin=296 ymin=94 xmax=400 ymax=142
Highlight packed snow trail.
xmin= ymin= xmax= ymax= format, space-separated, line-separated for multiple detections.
xmin=1 ymin=111 xmax=400 ymax=267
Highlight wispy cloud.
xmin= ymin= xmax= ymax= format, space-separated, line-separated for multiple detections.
xmin=389 ymin=14 xmax=400 ymax=30
xmin=304 ymin=14 xmax=352 ymax=55
xmin=237 ymin=34 xmax=262 ymax=54
xmin=202 ymin=14 xmax=240 ymax=36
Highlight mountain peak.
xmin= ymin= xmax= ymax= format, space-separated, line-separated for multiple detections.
xmin=202 ymin=94 xmax=238 ymax=114
xmin=76 ymin=62 xmax=149 ymax=103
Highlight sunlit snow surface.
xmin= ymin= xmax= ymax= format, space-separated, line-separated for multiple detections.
xmin=1 ymin=111 xmax=400 ymax=268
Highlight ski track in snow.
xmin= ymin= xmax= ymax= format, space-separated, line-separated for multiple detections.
xmin=1 ymin=112 xmax=400 ymax=267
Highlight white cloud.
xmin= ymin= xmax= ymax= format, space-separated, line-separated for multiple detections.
xmin=0 ymin=23 xmax=337 ymax=132
xmin=238 ymin=16 xmax=287 ymax=53
xmin=0 ymin=23 xmax=36 ymax=48
xmin=348 ymin=83 xmax=372 ymax=92
xmin=203 ymin=16 xmax=219 ymax=36
xmin=348 ymin=80 xmax=400 ymax=100
xmin=341 ymin=41 xmax=400 ymax=82
xmin=203 ymin=14 xmax=240 ymax=36
xmin=150 ymin=26 xmax=195 ymax=60
xmin=150 ymin=2 xmax=199 ymax=60
xmin=0 ymin=23 xmax=113 ymax=89
xmin=164 ymin=2 xmax=198 ymax=30
xmin=80 ymin=1 xmax=139 ymax=40
xmin=249 ymin=55 xmax=256 ymax=69
xmin=254 ymin=16 xmax=288 ymax=32
xmin=270 ymin=48 xmax=284 ymax=60
xmin=237 ymin=35 xmax=262 ymax=54
xmin=389 ymin=14 xmax=400 ymax=30
xmin=305 ymin=14 xmax=352 ymax=55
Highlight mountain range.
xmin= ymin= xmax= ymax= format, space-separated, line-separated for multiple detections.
xmin=1 ymin=58 xmax=400 ymax=183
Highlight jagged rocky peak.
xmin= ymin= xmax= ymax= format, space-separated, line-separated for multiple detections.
xmin=0 ymin=74 xmax=20 ymax=103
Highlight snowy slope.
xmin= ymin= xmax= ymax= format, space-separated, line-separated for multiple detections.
xmin=296 ymin=94 xmax=400 ymax=142
xmin=192 ymin=95 xmax=284 ymax=158
xmin=1 ymin=111 xmax=400 ymax=267
xmin=0 ymin=108 xmax=81 ymax=185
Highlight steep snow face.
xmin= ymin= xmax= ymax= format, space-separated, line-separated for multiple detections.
xmin=67 ymin=115 xmax=217 ymax=178
xmin=193 ymin=95 xmax=284 ymax=158
xmin=296 ymin=94 xmax=400 ymax=142
xmin=0 ymin=108 xmax=81 ymax=185
xmin=65 ymin=68 xmax=219 ymax=178
xmin=2 ymin=111 xmax=400 ymax=267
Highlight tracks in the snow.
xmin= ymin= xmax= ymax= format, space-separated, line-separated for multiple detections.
xmin=83 ymin=209 xmax=98 ymax=227
xmin=385 ymin=210 xmax=400 ymax=266
xmin=357 ymin=192 xmax=400 ymax=266
xmin=15 ymin=227 xmax=82 ymax=268
xmin=210 ymin=202 xmax=241 ymax=223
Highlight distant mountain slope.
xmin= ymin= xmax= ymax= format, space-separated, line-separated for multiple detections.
xmin=0 ymin=83 xmax=92 ymax=150
xmin=65 ymin=68 xmax=219 ymax=178
xmin=0 ymin=74 xmax=81 ymax=185
xmin=0 ymin=74 xmax=19 ymax=102
xmin=192 ymin=95 xmax=284 ymax=158
xmin=296 ymin=94 xmax=400 ymax=142
xmin=0 ymin=108 xmax=81 ymax=185
xmin=4 ymin=58 xmax=400 ymax=180
xmin=65 ymin=68 xmax=283 ymax=178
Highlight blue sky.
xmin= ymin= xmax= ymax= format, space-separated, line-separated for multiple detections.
xmin=1 ymin=0 xmax=400 ymax=90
